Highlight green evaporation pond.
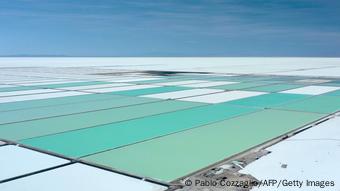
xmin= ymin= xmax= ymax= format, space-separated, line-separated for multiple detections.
xmin=83 ymin=109 xmax=324 ymax=182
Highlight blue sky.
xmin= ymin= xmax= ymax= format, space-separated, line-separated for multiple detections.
xmin=0 ymin=0 xmax=339 ymax=56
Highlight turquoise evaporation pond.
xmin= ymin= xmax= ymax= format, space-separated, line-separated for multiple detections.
xmin=20 ymin=103 xmax=260 ymax=157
